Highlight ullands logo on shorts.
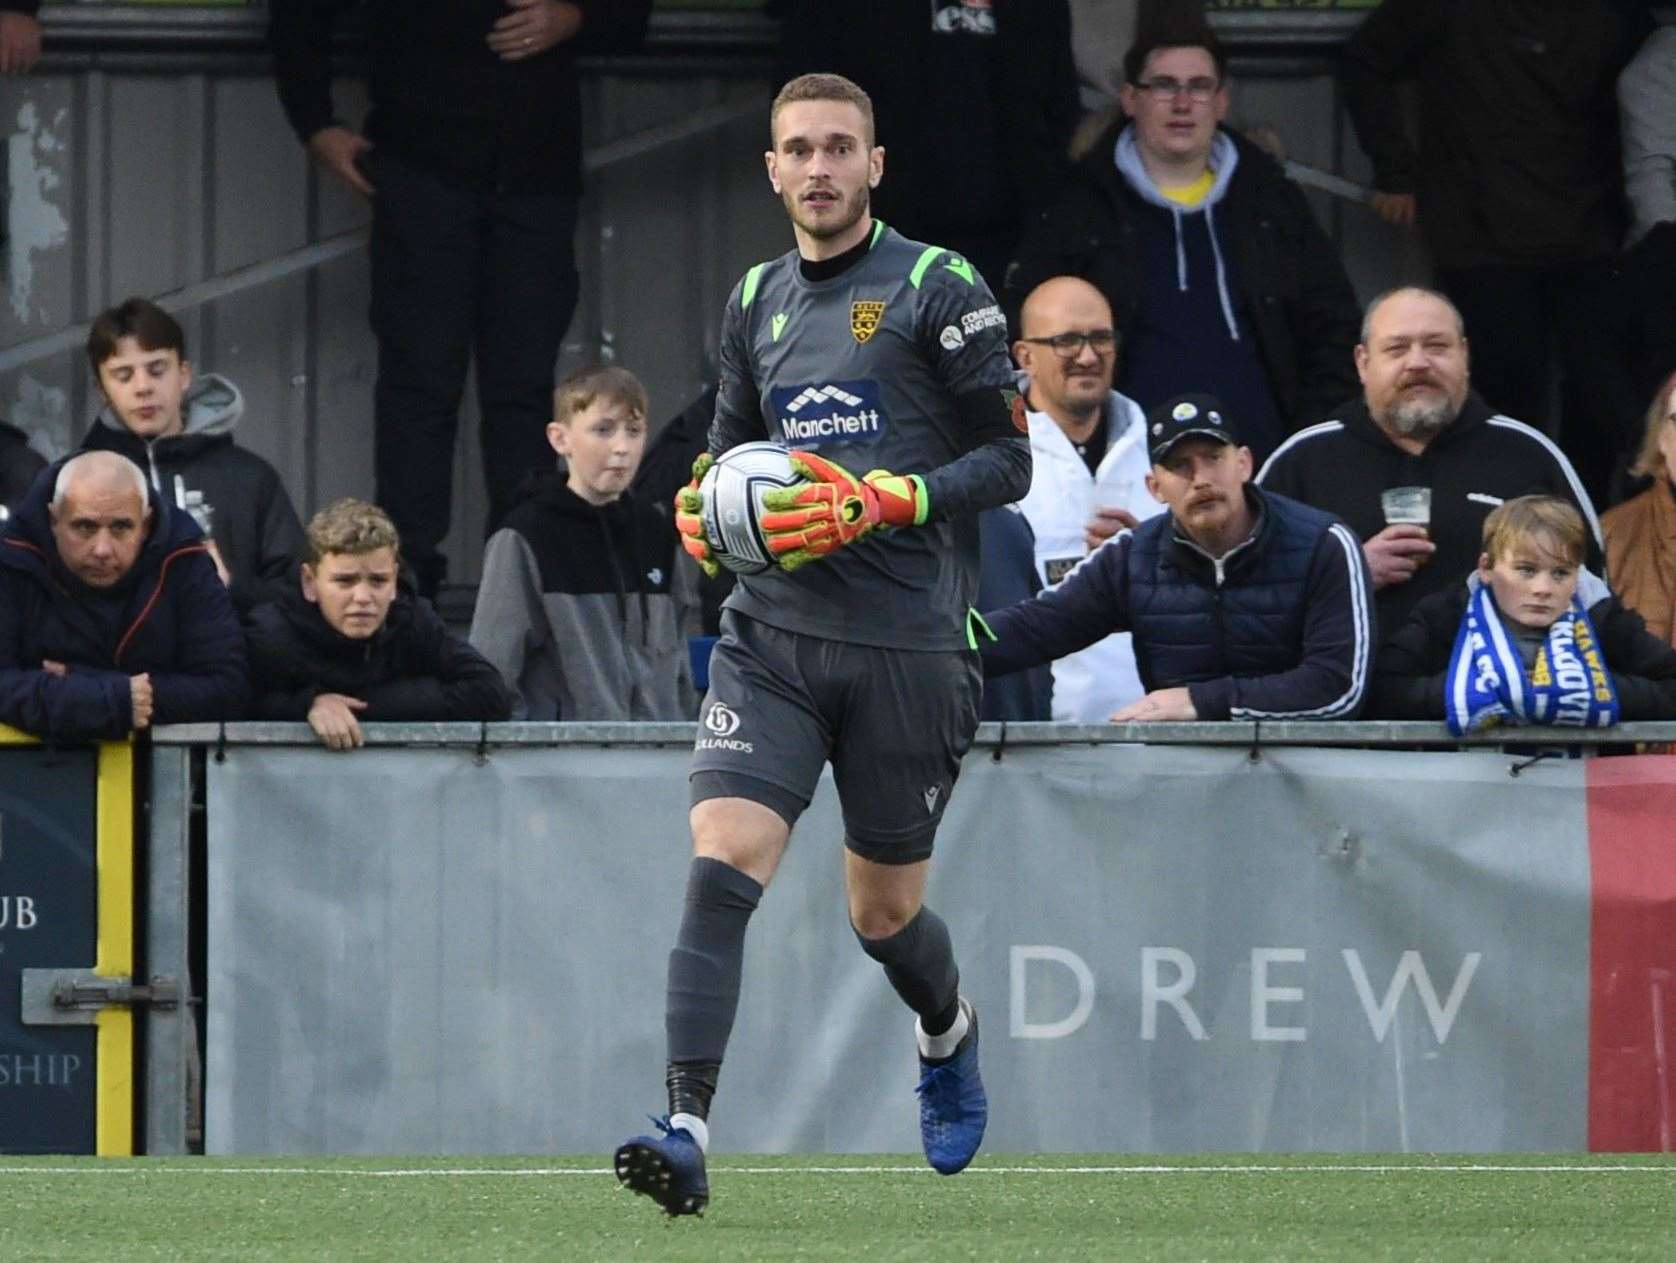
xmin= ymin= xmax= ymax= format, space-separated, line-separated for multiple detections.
xmin=705 ymin=702 xmax=741 ymax=737
xmin=770 ymin=380 xmax=888 ymax=446
xmin=698 ymin=701 xmax=754 ymax=754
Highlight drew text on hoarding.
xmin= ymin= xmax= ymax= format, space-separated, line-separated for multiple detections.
xmin=1010 ymin=945 xmax=1483 ymax=1044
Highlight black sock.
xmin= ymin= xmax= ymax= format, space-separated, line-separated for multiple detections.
xmin=665 ymin=856 xmax=763 ymax=1121
xmin=854 ymin=906 xmax=960 ymax=1034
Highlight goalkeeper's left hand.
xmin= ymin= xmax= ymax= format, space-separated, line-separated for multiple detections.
xmin=758 ymin=451 xmax=928 ymax=571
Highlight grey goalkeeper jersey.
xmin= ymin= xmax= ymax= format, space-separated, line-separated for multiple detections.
xmin=712 ymin=222 xmax=1029 ymax=651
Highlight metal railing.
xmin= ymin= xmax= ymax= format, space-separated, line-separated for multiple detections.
xmin=150 ymin=720 xmax=1676 ymax=750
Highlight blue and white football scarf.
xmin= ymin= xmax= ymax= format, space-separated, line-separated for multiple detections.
xmin=1444 ymin=580 xmax=1620 ymax=736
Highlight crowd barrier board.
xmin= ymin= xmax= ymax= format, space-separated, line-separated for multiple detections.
xmin=158 ymin=724 xmax=1676 ymax=1156
xmin=0 ymin=730 xmax=134 ymax=1155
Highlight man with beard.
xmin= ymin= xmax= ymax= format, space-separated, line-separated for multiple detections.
xmin=980 ymin=392 xmax=1372 ymax=723
xmin=614 ymin=72 xmax=1029 ymax=1217
xmin=1258 ymin=286 xmax=1601 ymax=642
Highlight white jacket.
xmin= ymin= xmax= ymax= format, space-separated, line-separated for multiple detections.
xmin=1013 ymin=379 xmax=1162 ymax=720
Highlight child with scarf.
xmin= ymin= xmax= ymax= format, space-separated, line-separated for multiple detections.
xmin=1372 ymin=496 xmax=1676 ymax=732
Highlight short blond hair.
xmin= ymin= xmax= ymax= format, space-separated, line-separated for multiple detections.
xmin=1481 ymin=495 xmax=1586 ymax=568
xmin=1628 ymin=370 xmax=1676 ymax=481
xmin=771 ymin=73 xmax=875 ymax=146
xmin=553 ymin=363 xmax=648 ymax=427
xmin=305 ymin=498 xmax=400 ymax=565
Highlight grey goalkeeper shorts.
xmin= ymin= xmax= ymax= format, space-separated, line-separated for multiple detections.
xmin=690 ymin=610 xmax=982 ymax=864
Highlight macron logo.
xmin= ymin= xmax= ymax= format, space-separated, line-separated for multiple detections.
xmin=784 ymin=384 xmax=865 ymax=413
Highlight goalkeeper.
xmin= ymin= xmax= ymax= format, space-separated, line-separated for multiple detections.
xmin=614 ymin=73 xmax=1029 ymax=1217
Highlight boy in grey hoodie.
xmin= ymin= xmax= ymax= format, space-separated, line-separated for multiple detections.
xmin=79 ymin=297 xmax=306 ymax=614
xmin=469 ymin=364 xmax=694 ymax=720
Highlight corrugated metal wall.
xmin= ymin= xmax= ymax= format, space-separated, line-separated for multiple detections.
xmin=0 ymin=27 xmax=1420 ymax=583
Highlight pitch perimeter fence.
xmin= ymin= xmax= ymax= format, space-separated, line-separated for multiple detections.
xmin=59 ymin=722 xmax=1649 ymax=1159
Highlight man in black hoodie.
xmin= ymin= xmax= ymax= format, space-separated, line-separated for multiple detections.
xmin=269 ymin=0 xmax=651 ymax=599
xmin=1258 ymin=286 xmax=1602 ymax=644
xmin=246 ymin=498 xmax=510 ymax=750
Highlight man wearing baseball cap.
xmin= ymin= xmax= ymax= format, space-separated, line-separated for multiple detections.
xmin=980 ymin=392 xmax=1375 ymax=721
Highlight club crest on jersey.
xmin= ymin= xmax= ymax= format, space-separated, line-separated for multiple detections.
xmin=850 ymin=300 xmax=886 ymax=344
xmin=769 ymin=380 xmax=889 ymax=445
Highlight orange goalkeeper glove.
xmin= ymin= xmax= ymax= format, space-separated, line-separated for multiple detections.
xmin=673 ymin=452 xmax=719 ymax=578
xmin=758 ymin=451 xmax=928 ymax=571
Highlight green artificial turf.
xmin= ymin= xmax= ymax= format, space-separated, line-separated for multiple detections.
xmin=1 ymin=1154 xmax=1673 ymax=1261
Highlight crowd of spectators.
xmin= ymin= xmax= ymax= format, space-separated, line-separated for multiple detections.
xmin=971 ymin=10 xmax=1676 ymax=734
xmin=1 ymin=5 xmax=1674 ymax=745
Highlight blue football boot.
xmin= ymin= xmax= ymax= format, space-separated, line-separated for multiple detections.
xmin=614 ymin=1116 xmax=709 ymax=1216
xmin=916 ymin=998 xmax=987 ymax=1175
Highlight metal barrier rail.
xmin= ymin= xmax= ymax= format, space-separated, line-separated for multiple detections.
xmin=150 ymin=720 xmax=1676 ymax=749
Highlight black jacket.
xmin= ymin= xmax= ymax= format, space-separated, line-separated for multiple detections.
xmin=246 ymin=583 xmax=512 ymax=722
xmin=981 ymin=485 xmax=1374 ymax=721
xmin=0 ymin=460 xmax=250 ymax=739
xmin=774 ymin=0 xmax=1080 ymax=245
xmin=468 ymin=472 xmax=692 ymax=722
xmin=1257 ymin=391 xmax=1603 ymax=643
xmin=1004 ymin=123 xmax=1361 ymax=431
xmin=79 ymin=375 xmax=306 ymax=615
xmin=1340 ymin=0 xmax=1640 ymax=269
xmin=270 ymin=0 xmax=651 ymax=193
xmin=0 ymin=422 xmax=44 ymax=515
xmin=1371 ymin=574 xmax=1676 ymax=721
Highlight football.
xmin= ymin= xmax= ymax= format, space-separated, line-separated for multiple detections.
xmin=699 ymin=441 xmax=803 ymax=575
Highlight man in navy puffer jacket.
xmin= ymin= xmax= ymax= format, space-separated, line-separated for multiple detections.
xmin=981 ymin=394 xmax=1374 ymax=722
xmin=0 ymin=451 xmax=249 ymax=739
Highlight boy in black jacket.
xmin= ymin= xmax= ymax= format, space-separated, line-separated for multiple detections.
xmin=80 ymin=298 xmax=306 ymax=614
xmin=1373 ymin=496 xmax=1676 ymax=724
xmin=468 ymin=364 xmax=693 ymax=720
xmin=246 ymin=498 xmax=511 ymax=750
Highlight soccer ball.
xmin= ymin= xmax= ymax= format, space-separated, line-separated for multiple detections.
xmin=699 ymin=441 xmax=803 ymax=575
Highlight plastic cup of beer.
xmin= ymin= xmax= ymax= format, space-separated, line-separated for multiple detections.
xmin=1380 ymin=485 xmax=1431 ymax=529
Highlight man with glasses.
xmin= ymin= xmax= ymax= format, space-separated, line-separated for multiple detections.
xmin=1005 ymin=21 xmax=1360 ymax=467
xmin=1009 ymin=276 xmax=1161 ymax=719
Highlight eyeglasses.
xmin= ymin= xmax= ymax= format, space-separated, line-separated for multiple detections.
xmin=1019 ymin=329 xmax=1119 ymax=357
xmin=1136 ymin=76 xmax=1220 ymax=102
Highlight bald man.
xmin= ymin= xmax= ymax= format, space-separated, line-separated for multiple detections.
xmin=0 ymin=450 xmax=248 ymax=738
xmin=1005 ymin=275 xmax=1161 ymax=719
xmin=1258 ymin=286 xmax=1602 ymax=640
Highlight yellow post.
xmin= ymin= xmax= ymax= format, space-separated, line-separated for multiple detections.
xmin=94 ymin=738 xmax=135 ymax=1157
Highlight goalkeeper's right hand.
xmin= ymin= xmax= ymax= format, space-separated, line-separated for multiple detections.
xmin=673 ymin=452 xmax=719 ymax=578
